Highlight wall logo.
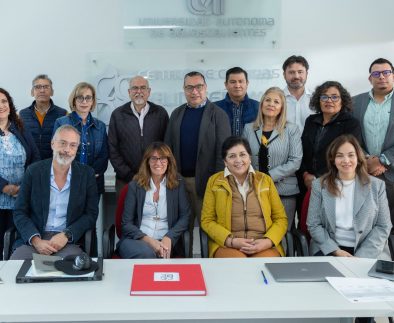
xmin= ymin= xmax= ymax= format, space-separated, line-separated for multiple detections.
xmin=187 ymin=0 xmax=224 ymax=15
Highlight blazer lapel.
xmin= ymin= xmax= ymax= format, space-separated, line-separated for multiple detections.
xmin=197 ymin=102 xmax=211 ymax=158
xmin=137 ymin=186 xmax=146 ymax=227
xmin=41 ymin=163 xmax=51 ymax=230
xmin=66 ymin=162 xmax=80 ymax=222
xmin=321 ymin=187 xmax=336 ymax=232
xmin=166 ymin=188 xmax=174 ymax=228
xmin=254 ymin=128 xmax=262 ymax=144
xmin=353 ymin=177 xmax=368 ymax=219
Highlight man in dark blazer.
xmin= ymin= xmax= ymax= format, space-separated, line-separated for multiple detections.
xmin=165 ymin=71 xmax=231 ymax=255
xmin=352 ymin=57 xmax=394 ymax=233
xmin=11 ymin=125 xmax=98 ymax=260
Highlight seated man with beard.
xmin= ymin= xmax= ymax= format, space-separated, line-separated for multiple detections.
xmin=10 ymin=125 xmax=98 ymax=260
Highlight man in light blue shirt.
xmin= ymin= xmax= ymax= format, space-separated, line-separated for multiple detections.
xmin=11 ymin=125 xmax=98 ymax=259
xmin=352 ymin=57 xmax=394 ymax=233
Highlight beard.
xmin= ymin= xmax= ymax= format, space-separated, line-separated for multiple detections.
xmin=287 ymin=79 xmax=306 ymax=90
xmin=53 ymin=150 xmax=75 ymax=166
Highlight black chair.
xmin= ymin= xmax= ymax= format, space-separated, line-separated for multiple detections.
xmin=199 ymin=228 xmax=294 ymax=258
xmin=3 ymin=226 xmax=96 ymax=260
xmin=292 ymin=227 xmax=309 ymax=257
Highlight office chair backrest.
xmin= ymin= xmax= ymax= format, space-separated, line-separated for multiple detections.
xmin=115 ymin=184 xmax=129 ymax=240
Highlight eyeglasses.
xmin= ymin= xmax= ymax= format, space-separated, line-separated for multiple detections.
xmin=149 ymin=156 xmax=168 ymax=164
xmin=33 ymin=84 xmax=51 ymax=90
xmin=75 ymin=95 xmax=93 ymax=103
xmin=370 ymin=70 xmax=393 ymax=78
xmin=56 ymin=140 xmax=79 ymax=150
xmin=184 ymin=84 xmax=205 ymax=93
xmin=130 ymin=86 xmax=148 ymax=92
xmin=320 ymin=95 xmax=341 ymax=102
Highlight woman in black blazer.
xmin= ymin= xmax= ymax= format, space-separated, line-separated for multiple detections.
xmin=118 ymin=142 xmax=191 ymax=259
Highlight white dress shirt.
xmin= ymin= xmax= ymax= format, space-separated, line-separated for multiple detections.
xmin=283 ymin=86 xmax=313 ymax=133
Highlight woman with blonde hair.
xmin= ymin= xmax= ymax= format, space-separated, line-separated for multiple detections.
xmin=243 ymin=87 xmax=302 ymax=229
xmin=53 ymin=82 xmax=108 ymax=195
xmin=118 ymin=142 xmax=190 ymax=258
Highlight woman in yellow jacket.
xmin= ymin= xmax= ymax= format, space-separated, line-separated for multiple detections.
xmin=201 ymin=136 xmax=288 ymax=258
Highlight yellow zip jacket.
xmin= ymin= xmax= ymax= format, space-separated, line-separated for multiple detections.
xmin=201 ymin=171 xmax=288 ymax=257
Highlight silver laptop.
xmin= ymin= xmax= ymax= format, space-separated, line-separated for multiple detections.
xmin=265 ymin=262 xmax=344 ymax=282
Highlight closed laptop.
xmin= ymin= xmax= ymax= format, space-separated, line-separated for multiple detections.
xmin=265 ymin=262 xmax=344 ymax=282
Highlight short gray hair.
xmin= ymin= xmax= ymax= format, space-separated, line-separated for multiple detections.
xmin=32 ymin=74 xmax=53 ymax=88
xmin=53 ymin=125 xmax=80 ymax=142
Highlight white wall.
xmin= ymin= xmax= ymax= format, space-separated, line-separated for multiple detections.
xmin=1 ymin=0 xmax=393 ymax=112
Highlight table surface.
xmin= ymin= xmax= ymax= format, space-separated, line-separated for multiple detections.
xmin=0 ymin=257 xmax=393 ymax=322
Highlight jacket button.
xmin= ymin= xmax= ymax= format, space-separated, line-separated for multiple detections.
xmin=267 ymin=155 xmax=270 ymax=158
xmin=267 ymin=165 xmax=271 ymax=169
xmin=358 ymin=231 xmax=363 ymax=234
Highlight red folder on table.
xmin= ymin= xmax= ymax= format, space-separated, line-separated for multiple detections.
xmin=130 ymin=264 xmax=206 ymax=296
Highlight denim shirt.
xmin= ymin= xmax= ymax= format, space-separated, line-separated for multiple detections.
xmin=53 ymin=112 xmax=109 ymax=193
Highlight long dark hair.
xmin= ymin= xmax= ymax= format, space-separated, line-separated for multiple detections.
xmin=321 ymin=134 xmax=369 ymax=196
xmin=0 ymin=88 xmax=23 ymax=130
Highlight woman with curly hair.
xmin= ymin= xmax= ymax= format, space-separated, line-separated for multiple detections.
xmin=299 ymin=81 xmax=362 ymax=191
xmin=0 ymin=88 xmax=40 ymax=259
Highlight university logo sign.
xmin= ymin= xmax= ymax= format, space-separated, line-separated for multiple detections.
xmin=187 ymin=0 xmax=224 ymax=15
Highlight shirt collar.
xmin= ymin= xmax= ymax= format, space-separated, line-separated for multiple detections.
xmin=186 ymin=99 xmax=207 ymax=109
xmin=224 ymin=92 xmax=249 ymax=104
xmin=283 ymin=86 xmax=312 ymax=98
xmin=368 ymin=89 xmax=394 ymax=101
xmin=51 ymin=162 xmax=72 ymax=179
xmin=224 ymin=165 xmax=255 ymax=179
xmin=130 ymin=102 xmax=150 ymax=114
xmin=149 ymin=176 xmax=167 ymax=189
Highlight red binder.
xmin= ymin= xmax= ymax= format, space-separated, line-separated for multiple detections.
xmin=130 ymin=264 xmax=207 ymax=296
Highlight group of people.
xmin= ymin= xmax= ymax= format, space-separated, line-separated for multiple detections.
xmin=0 ymin=55 xmax=392 ymax=263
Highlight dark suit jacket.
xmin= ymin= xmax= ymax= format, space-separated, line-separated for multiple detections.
xmin=13 ymin=159 xmax=98 ymax=248
xmin=352 ymin=92 xmax=394 ymax=183
xmin=120 ymin=178 xmax=191 ymax=250
xmin=165 ymin=100 xmax=231 ymax=197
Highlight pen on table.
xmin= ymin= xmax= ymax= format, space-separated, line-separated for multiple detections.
xmin=261 ymin=270 xmax=268 ymax=285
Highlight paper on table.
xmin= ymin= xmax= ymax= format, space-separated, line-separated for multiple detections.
xmin=326 ymin=277 xmax=394 ymax=303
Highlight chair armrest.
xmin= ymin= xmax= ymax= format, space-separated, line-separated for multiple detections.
xmin=284 ymin=231 xmax=294 ymax=257
xmin=388 ymin=233 xmax=394 ymax=261
xmin=4 ymin=226 xmax=17 ymax=260
xmin=182 ymin=230 xmax=191 ymax=258
xmin=102 ymin=225 xmax=115 ymax=259
xmin=82 ymin=229 xmax=97 ymax=257
xmin=199 ymin=228 xmax=209 ymax=258
xmin=292 ymin=228 xmax=309 ymax=257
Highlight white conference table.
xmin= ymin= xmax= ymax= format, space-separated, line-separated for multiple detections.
xmin=0 ymin=257 xmax=393 ymax=323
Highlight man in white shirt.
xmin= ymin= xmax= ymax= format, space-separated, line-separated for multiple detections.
xmin=282 ymin=55 xmax=313 ymax=133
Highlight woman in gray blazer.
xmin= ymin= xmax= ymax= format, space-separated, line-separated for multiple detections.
xmin=243 ymin=87 xmax=302 ymax=229
xmin=118 ymin=142 xmax=191 ymax=259
xmin=307 ymin=134 xmax=392 ymax=260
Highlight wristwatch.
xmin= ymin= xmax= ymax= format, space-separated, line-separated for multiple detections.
xmin=379 ymin=154 xmax=390 ymax=167
xmin=62 ymin=229 xmax=73 ymax=241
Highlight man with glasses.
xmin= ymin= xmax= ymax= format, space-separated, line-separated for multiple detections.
xmin=353 ymin=57 xmax=394 ymax=233
xmin=282 ymin=55 xmax=313 ymax=133
xmin=108 ymin=76 xmax=169 ymax=199
xmin=10 ymin=125 xmax=98 ymax=260
xmin=19 ymin=74 xmax=67 ymax=159
xmin=214 ymin=67 xmax=259 ymax=136
xmin=165 ymin=71 xmax=231 ymax=256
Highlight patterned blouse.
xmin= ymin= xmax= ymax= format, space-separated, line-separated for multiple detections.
xmin=0 ymin=132 xmax=26 ymax=209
